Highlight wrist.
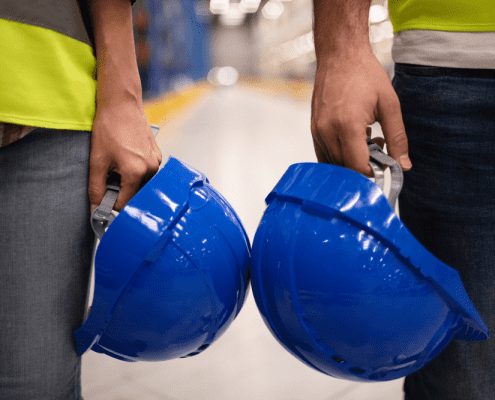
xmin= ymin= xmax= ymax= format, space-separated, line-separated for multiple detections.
xmin=315 ymin=44 xmax=375 ymax=70
xmin=95 ymin=84 xmax=143 ymax=111
xmin=95 ymin=53 xmax=142 ymax=106
xmin=313 ymin=0 xmax=372 ymax=62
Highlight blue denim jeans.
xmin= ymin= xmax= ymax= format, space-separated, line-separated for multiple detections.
xmin=393 ymin=64 xmax=495 ymax=400
xmin=0 ymin=129 xmax=93 ymax=399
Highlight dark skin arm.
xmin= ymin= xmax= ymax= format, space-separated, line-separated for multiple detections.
xmin=311 ymin=0 xmax=411 ymax=175
xmin=86 ymin=0 xmax=162 ymax=212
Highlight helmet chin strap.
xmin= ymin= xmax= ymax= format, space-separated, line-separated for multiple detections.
xmin=85 ymin=172 xmax=121 ymax=324
xmin=366 ymin=136 xmax=404 ymax=210
xmin=90 ymin=172 xmax=121 ymax=240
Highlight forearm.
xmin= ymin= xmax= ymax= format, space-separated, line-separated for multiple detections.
xmin=84 ymin=0 xmax=162 ymax=212
xmin=313 ymin=0 xmax=372 ymax=61
xmin=87 ymin=0 xmax=142 ymax=107
xmin=311 ymin=0 xmax=410 ymax=173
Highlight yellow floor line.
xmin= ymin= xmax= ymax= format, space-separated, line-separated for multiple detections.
xmin=143 ymin=81 xmax=214 ymax=126
xmin=238 ymin=77 xmax=314 ymax=100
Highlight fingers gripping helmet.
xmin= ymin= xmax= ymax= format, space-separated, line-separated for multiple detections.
xmin=75 ymin=155 xmax=250 ymax=362
xmin=251 ymin=139 xmax=489 ymax=382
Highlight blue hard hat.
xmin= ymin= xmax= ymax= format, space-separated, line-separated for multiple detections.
xmin=251 ymin=140 xmax=489 ymax=382
xmin=75 ymin=155 xmax=250 ymax=362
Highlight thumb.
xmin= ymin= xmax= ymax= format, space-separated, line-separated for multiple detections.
xmin=378 ymin=99 xmax=412 ymax=171
xmin=88 ymin=163 xmax=109 ymax=214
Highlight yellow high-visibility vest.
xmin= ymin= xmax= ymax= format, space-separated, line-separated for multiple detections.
xmin=0 ymin=0 xmax=101 ymax=130
xmin=389 ymin=0 xmax=495 ymax=34
xmin=0 ymin=19 xmax=96 ymax=130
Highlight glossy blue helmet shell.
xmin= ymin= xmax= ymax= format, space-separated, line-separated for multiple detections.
xmin=251 ymin=161 xmax=489 ymax=382
xmin=75 ymin=157 xmax=250 ymax=361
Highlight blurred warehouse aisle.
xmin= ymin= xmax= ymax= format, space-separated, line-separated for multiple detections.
xmin=81 ymin=81 xmax=404 ymax=400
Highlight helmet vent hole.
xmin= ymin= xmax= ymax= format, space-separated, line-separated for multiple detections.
xmin=350 ymin=367 xmax=365 ymax=374
xmin=199 ymin=344 xmax=209 ymax=350
xmin=331 ymin=356 xmax=346 ymax=364
xmin=369 ymin=372 xmax=387 ymax=380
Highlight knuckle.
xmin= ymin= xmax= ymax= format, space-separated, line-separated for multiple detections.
xmin=313 ymin=117 xmax=347 ymax=143
xmin=150 ymin=156 xmax=161 ymax=172
xmin=89 ymin=154 xmax=107 ymax=171
xmin=87 ymin=186 xmax=103 ymax=205
xmin=329 ymin=113 xmax=349 ymax=129
xmin=388 ymin=128 xmax=408 ymax=148
xmin=310 ymin=119 xmax=317 ymax=135
xmin=378 ymin=98 xmax=401 ymax=119
xmin=154 ymin=148 xmax=163 ymax=164
xmin=313 ymin=114 xmax=334 ymax=133
xmin=113 ymin=199 xmax=126 ymax=212
xmin=87 ymin=185 xmax=98 ymax=198
xmin=122 ymin=154 xmax=162 ymax=183
xmin=123 ymin=162 xmax=148 ymax=182
xmin=387 ymin=125 xmax=407 ymax=146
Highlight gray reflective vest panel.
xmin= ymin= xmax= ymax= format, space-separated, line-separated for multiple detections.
xmin=0 ymin=0 xmax=106 ymax=48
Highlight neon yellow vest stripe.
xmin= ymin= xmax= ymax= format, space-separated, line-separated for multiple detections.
xmin=0 ymin=19 xmax=96 ymax=130
xmin=389 ymin=0 xmax=495 ymax=34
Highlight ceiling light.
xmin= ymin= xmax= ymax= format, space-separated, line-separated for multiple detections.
xmin=210 ymin=0 xmax=229 ymax=15
xmin=239 ymin=0 xmax=260 ymax=13
xmin=219 ymin=3 xmax=246 ymax=26
xmin=262 ymin=0 xmax=284 ymax=19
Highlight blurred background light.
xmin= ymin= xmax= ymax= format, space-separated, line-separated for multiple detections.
xmin=239 ymin=0 xmax=261 ymax=13
xmin=210 ymin=0 xmax=229 ymax=15
xmin=262 ymin=0 xmax=285 ymax=19
xmin=208 ymin=66 xmax=239 ymax=86
xmin=369 ymin=4 xmax=388 ymax=24
xmin=207 ymin=67 xmax=220 ymax=85
xmin=219 ymin=3 xmax=246 ymax=26
xmin=370 ymin=20 xmax=394 ymax=43
xmin=272 ymin=31 xmax=315 ymax=64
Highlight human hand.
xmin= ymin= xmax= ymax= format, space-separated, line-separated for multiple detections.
xmin=88 ymin=100 xmax=162 ymax=212
xmin=311 ymin=48 xmax=411 ymax=176
xmin=85 ymin=0 xmax=162 ymax=213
